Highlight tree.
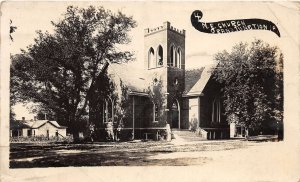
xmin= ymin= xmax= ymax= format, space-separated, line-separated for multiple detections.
xmin=88 ymin=70 xmax=116 ymax=126
xmin=9 ymin=19 xmax=17 ymax=121
xmin=10 ymin=6 xmax=137 ymax=137
xmin=116 ymin=80 xmax=132 ymax=126
xmin=147 ymin=77 xmax=167 ymax=125
xmin=212 ymin=40 xmax=283 ymax=136
xmin=10 ymin=20 xmax=17 ymax=41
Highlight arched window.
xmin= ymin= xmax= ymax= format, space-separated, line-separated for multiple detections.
xmin=157 ymin=45 xmax=163 ymax=66
xmin=177 ymin=48 xmax=181 ymax=68
xmin=175 ymin=50 xmax=178 ymax=67
xmin=172 ymin=102 xmax=178 ymax=110
xmin=153 ymin=103 xmax=158 ymax=122
xmin=212 ymin=98 xmax=221 ymax=123
xmin=104 ymin=97 xmax=115 ymax=123
xmin=171 ymin=100 xmax=180 ymax=129
xmin=148 ymin=47 xmax=155 ymax=68
xmin=170 ymin=45 xmax=175 ymax=67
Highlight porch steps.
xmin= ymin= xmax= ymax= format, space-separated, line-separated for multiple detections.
xmin=172 ymin=129 xmax=206 ymax=142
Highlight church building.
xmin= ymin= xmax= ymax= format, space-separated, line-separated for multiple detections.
xmin=94 ymin=22 xmax=234 ymax=140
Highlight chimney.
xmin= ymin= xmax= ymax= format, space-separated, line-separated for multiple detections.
xmin=34 ymin=116 xmax=37 ymax=121
xmin=22 ymin=117 xmax=25 ymax=122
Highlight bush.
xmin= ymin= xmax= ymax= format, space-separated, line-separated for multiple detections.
xmin=10 ymin=135 xmax=73 ymax=143
xmin=189 ymin=118 xmax=198 ymax=132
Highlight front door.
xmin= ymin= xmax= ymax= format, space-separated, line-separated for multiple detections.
xmin=171 ymin=110 xmax=179 ymax=128
xmin=171 ymin=102 xmax=179 ymax=128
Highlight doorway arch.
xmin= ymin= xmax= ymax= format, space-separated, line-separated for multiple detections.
xmin=171 ymin=100 xmax=180 ymax=129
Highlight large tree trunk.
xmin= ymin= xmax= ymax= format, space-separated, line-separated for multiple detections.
xmin=72 ymin=126 xmax=80 ymax=142
xmin=69 ymin=113 xmax=81 ymax=142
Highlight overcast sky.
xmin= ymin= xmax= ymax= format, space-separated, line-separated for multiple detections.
xmin=4 ymin=1 xmax=299 ymax=120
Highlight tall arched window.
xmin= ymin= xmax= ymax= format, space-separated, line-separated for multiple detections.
xmin=157 ymin=45 xmax=163 ymax=66
xmin=212 ymin=98 xmax=221 ymax=123
xmin=148 ymin=47 xmax=155 ymax=68
xmin=175 ymin=50 xmax=178 ymax=67
xmin=104 ymin=97 xmax=115 ymax=123
xmin=170 ymin=45 xmax=175 ymax=67
xmin=177 ymin=48 xmax=181 ymax=68
xmin=153 ymin=103 xmax=159 ymax=122
xmin=171 ymin=100 xmax=180 ymax=128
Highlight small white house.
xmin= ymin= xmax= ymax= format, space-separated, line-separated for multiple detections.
xmin=10 ymin=117 xmax=67 ymax=138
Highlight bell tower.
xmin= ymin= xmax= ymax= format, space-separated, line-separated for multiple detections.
xmin=144 ymin=21 xmax=186 ymax=129
xmin=144 ymin=21 xmax=185 ymax=70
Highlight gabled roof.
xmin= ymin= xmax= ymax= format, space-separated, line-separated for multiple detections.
xmin=10 ymin=120 xmax=67 ymax=129
xmin=108 ymin=63 xmax=149 ymax=94
xmin=30 ymin=120 xmax=48 ymax=128
xmin=10 ymin=120 xmax=31 ymax=129
xmin=184 ymin=67 xmax=205 ymax=93
xmin=107 ymin=58 xmax=217 ymax=97
xmin=183 ymin=63 xmax=216 ymax=97
xmin=49 ymin=121 xmax=65 ymax=128
xmin=31 ymin=120 xmax=67 ymax=129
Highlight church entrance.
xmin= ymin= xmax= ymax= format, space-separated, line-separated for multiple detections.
xmin=171 ymin=101 xmax=179 ymax=129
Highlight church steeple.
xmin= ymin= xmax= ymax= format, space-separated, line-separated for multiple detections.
xmin=143 ymin=21 xmax=186 ymax=129
xmin=144 ymin=21 xmax=185 ymax=70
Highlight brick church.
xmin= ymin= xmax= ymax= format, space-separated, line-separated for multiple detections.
xmin=93 ymin=22 xmax=243 ymax=140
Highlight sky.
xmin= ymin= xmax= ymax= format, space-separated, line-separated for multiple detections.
xmin=3 ymin=1 xmax=299 ymax=120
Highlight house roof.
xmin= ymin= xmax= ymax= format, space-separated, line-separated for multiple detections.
xmin=108 ymin=63 xmax=149 ymax=93
xmin=107 ymin=57 xmax=217 ymax=97
xmin=184 ymin=67 xmax=205 ymax=93
xmin=31 ymin=120 xmax=67 ymax=129
xmin=184 ymin=63 xmax=216 ymax=97
xmin=10 ymin=120 xmax=67 ymax=129
xmin=10 ymin=120 xmax=31 ymax=129
xmin=30 ymin=120 xmax=47 ymax=128
xmin=49 ymin=121 xmax=65 ymax=128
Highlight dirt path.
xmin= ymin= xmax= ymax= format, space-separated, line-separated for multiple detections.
xmin=5 ymin=141 xmax=300 ymax=181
